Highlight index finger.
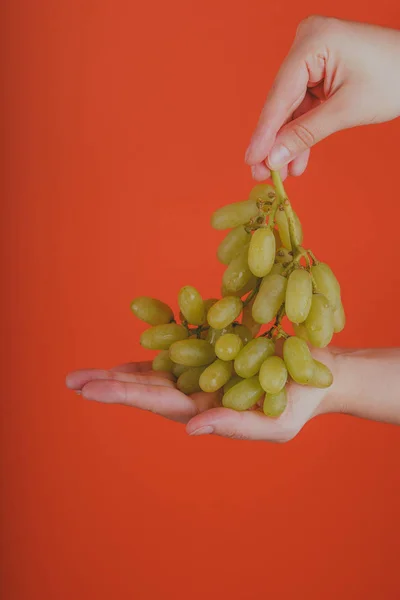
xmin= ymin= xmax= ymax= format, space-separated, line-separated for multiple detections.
xmin=81 ymin=380 xmax=221 ymax=424
xmin=245 ymin=53 xmax=309 ymax=166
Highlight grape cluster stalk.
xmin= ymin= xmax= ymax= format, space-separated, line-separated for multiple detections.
xmin=131 ymin=171 xmax=345 ymax=417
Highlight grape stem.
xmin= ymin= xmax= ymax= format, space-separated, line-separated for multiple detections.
xmin=242 ymin=279 xmax=262 ymax=308
xmin=307 ymin=249 xmax=319 ymax=265
xmin=302 ymin=251 xmax=311 ymax=269
xmin=276 ymin=328 xmax=289 ymax=340
xmin=271 ymin=170 xmax=301 ymax=259
xmin=282 ymin=259 xmax=297 ymax=278
xmin=260 ymin=303 xmax=289 ymax=339
xmin=183 ymin=322 xmax=210 ymax=337
xmin=267 ymin=195 xmax=280 ymax=229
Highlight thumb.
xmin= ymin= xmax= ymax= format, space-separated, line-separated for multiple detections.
xmin=267 ymin=91 xmax=350 ymax=170
xmin=186 ymin=406 xmax=296 ymax=442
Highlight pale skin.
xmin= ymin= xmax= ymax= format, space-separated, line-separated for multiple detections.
xmin=66 ymin=16 xmax=400 ymax=440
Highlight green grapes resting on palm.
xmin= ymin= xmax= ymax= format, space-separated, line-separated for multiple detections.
xmin=130 ymin=171 xmax=345 ymax=418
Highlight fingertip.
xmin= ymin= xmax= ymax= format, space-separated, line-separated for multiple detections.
xmin=251 ymin=163 xmax=271 ymax=181
xmin=65 ymin=372 xmax=80 ymax=390
xmin=65 ymin=373 xmax=74 ymax=389
xmin=288 ymin=149 xmax=310 ymax=176
xmin=245 ymin=123 xmax=277 ymax=166
xmin=246 ymin=148 xmax=265 ymax=167
xmin=245 ymin=141 xmax=263 ymax=166
xmin=186 ymin=406 xmax=226 ymax=435
xmin=81 ymin=381 xmax=96 ymax=401
xmin=186 ymin=418 xmax=205 ymax=436
xmin=187 ymin=425 xmax=214 ymax=437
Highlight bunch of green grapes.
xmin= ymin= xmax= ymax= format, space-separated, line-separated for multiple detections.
xmin=131 ymin=171 xmax=345 ymax=417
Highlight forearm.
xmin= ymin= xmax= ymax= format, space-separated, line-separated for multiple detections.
xmin=325 ymin=348 xmax=400 ymax=425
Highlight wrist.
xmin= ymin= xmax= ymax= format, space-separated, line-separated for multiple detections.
xmin=316 ymin=347 xmax=348 ymax=416
xmin=318 ymin=347 xmax=400 ymax=425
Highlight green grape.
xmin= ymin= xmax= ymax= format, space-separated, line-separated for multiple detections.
xmin=222 ymin=275 xmax=258 ymax=298
xmin=285 ymin=269 xmax=312 ymax=324
xmin=263 ymin=388 xmax=287 ymax=417
xmin=275 ymin=208 xmax=303 ymax=250
xmin=169 ymin=339 xmax=216 ymax=366
xmin=234 ymin=337 xmax=275 ymax=378
xmin=333 ymin=301 xmax=346 ymax=333
xmin=311 ymin=262 xmax=341 ymax=310
xmin=207 ymin=296 xmax=243 ymax=330
xmin=242 ymin=302 xmax=262 ymax=336
xmin=206 ymin=325 xmax=233 ymax=345
xmin=203 ymin=298 xmax=219 ymax=314
xmin=222 ymin=376 xmax=264 ymax=411
xmin=215 ymin=333 xmax=243 ymax=361
xmin=172 ymin=363 xmax=190 ymax=378
xmin=248 ymin=183 xmax=276 ymax=203
xmin=177 ymin=366 xmax=206 ymax=394
xmin=217 ymin=226 xmax=251 ymax=265
xmin=275 ymin=209 xmax=291 ymax=250
xmin=178 ymin=285 xmax=205 ymax=326
xmin=270 ymin=262 xmax=285 ymax=275
xmin=199 ymin=359 xmax=233 ymax=393
xmin=223 ymin=375 xmax=244 ymax=393
xmin=222 ymin=245 xmax=253 ymax=293
xmin=259 ymin=356 xmax=288 ymax=395
xmin=140 ymin=323 xmax=188 ymax=350
xmin=248 ymin=227 xmax=276 ymax=277
xmin=283 ymin=336 xmax=315 ymax=384
xmin=131 ymin=296 xmax=174 ymax=325
xmin=304 ymin=294 xmax=334 ymax=348
xmin=274 ymin=247 xmax=293 ymax=264
xmin=252 ymin=274 xmax=287 ymax=324
xmin=309 ymin=360 xmax=333 ymax=388
xmin=233 ymin=324 xmax=253 ymax=345
xmin=293 ymin=323 xmax=309 ymax=342
xmin=211 ymin=200 xmax=259 ymax=230
xmin=152 ymin=350 xmax=174 ymax=372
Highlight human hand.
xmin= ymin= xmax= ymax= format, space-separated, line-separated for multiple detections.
xmin=245 ymin=16 xmax=400 ymax=181
xmin=65 ymin=347 xmax=339 ymax=442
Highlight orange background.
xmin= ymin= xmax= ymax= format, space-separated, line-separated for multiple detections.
xmin=2 ymin=1 xmax=400 ymax=599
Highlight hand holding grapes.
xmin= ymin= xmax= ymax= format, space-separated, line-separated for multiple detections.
xmin=66 ymin=345 xmax=338 ymax=442
xmin=67 ymin=172 xmax=348 ymax=439
xmin=245 ymin=16 xmax=400 ymax=180
xmin=66 ymin=172 xmax=400 ymax=434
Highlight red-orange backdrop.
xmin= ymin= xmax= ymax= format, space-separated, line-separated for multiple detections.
xmin=2 ymin=1 xmax=400 ymax=599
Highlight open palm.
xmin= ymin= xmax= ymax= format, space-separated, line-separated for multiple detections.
xmin=66 ymin=347 xmax=337 ymax=442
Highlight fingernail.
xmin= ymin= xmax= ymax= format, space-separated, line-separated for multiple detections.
xmin=268 ymin=144 xmax=290 ymax=169
xmin=250 ymin=165 xmax=257 ymax=179
xmin=75 ymin=391 xmax=82 ymax=396
xmin=189 ymin=425 xmax=214 ymax=436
